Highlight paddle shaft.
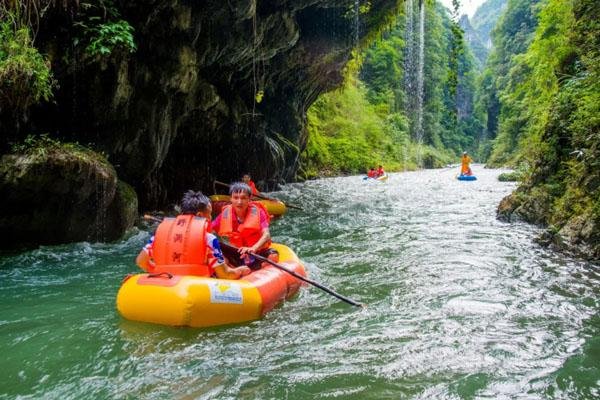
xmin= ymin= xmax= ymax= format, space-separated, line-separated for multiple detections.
xmin=220 ymin=242 xmax=363 ymax=308
xmin=214 ymin=180 xmax=303 ymax=211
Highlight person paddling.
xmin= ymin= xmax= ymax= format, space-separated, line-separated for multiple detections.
xmin=376 ymin=165 xmax=385 ymax=177
xmin=460 ymin=151 xmax=473 ymax=176
xmin=212 ymin=182 xmax=278 ymax=270
xmin=242 ymin=173 xmax=259 ymax=195
xmin=136 ymin=190 xmax=251 ymax=279
xmin=367 ymin=167 xmax=377 ymax=178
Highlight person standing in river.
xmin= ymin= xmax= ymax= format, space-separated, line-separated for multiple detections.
xmin=212 ymin=182 xmax=277 ymax=270
xmin=461 ymin=151 xmax=473 ymax=176
xmin=136 ymin=190 xmax=250 ymax=279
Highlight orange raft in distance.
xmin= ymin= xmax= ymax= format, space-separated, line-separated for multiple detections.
xmin=116 ymin=243 xmax=305 ymax=328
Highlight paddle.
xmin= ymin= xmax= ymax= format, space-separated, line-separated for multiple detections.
xmin=219 ymin=241 xmax=364 ymax=308
xmin=214 ymin=180 xmax=304 ymax=211
xmin=142 ymin=215 xmax=363 ymax=307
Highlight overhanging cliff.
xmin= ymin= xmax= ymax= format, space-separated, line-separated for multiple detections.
xmin=18 ymin=0 xmax=401 ymax=209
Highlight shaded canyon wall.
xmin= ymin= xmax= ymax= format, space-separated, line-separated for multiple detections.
xmin=23 ymin=0 xmax=401 ymax=209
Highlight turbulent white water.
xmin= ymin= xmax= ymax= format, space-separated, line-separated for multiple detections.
xmin=1 ymin=168 xmax=599 ymax=399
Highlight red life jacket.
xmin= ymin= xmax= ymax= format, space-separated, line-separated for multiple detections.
xmin=217 ymin=203 xmax=271 ymax=250
xmin=248 ymin=180 xmax=259 ymax=195
xmin=151 ymin=215 xmax=211 ymax=276
xmin=377 ymin=168 xmax=384 ymax=177
xmin=367 ymin=170 xmax=376 ymax=178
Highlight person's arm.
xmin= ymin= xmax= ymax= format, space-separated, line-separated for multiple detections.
xmin=136 ymin=238 xmax=155 ymax=271
xmin=207 ymin=233 xmax=250 ymax=279
xmin=211 ymin=214 xmax=221 ymax=232
xmin=214 ymin=263 xmax=251 ymax=279
xmin=135 ymin=249 xmax=152 ymax=270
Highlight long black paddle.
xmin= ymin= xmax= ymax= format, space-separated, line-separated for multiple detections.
xmin=214 ymin=180 xmax=304 ymax=211
xmin=219 ymin=242 xmax=363 ymax=308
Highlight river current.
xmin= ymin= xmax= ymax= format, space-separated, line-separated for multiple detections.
xmin=1 ymin=167 xmax=598 ymax=399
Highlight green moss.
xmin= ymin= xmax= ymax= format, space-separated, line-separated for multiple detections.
xmin=10 ymin=134 xmax=113 ymax=172
xmin=498 ymin=172 xmax=521 ymax=181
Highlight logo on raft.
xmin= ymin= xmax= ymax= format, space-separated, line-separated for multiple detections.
xmin=208 ymin=282 xmax=244 ymax=304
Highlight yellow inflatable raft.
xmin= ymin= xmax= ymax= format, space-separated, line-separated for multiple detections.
xmin=116 ymin=243 xmax=305 ymax=328
xmin=210 ymin=194 xmax=287 ymax=218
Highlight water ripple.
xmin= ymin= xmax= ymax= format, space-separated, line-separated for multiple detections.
xmin=1 ymin=168 xmax=599 ymax=399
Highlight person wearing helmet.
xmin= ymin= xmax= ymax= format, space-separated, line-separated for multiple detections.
xmin=461 ymin=152 xmax=473 ymax=176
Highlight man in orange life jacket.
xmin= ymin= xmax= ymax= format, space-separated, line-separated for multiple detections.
xmin=136 ymin=190 xmax=251 ymax=279
xmin=367 ymin=168 xmax=377 ymax=178
xmin=242 ymin=173 xmax=259 ymax=195
xmin=376 ymin=165 xmax=385 ymax=177
xmin=211 ymin=182 xmax=277 ymax=270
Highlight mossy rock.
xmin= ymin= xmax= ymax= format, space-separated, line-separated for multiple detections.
xmin=498 ymin=172 xmax=521 ymax=182
xmin=0 ymin=143 xmax=138 ymax=249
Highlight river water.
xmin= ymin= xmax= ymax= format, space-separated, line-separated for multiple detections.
xmin=1 ymin=167 xmax=598 ymax=399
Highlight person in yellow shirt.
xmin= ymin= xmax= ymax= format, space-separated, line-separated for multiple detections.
xmin=461 ymin=152 xmax=473 ymax=176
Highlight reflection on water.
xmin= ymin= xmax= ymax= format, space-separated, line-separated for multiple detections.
xmin=1 ymin=167 xmax=598 ymax=399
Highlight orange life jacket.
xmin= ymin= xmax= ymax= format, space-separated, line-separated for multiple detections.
xmin=217 ymin=203 xmax=271 ymax=250
xmin=461 ymin=155 xmax=472 ymax=174
xmin=151 ymin=215 xmax=211 ymax=276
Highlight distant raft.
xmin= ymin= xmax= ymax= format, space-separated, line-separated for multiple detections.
xmin=363 ymin=174 xmax=388 ymax=182
xmin=457 ymin=174 xmax=477 ymax=181
xmin=116 ymin=243 xmax=305 ymax=328
xmin=210 ymin=194 xmax=286 ymax=217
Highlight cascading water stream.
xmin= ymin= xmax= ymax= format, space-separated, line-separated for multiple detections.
xmin=403 ymin=0 xmax=414 ymax=100
xmin=415 ymin=0 xmax=425 ymax=166
xmin=403 ymin=0 xmax=426 ymax=168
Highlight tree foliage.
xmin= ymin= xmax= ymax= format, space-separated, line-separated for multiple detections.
xmin=0 ymin=18 xmax=54 ymax=111
xmin=301 ymin=0 xmax=483 ymax=177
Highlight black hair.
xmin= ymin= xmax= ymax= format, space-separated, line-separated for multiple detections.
xmin=229 ymin=182 xmax=252 ymax=196
xmin=180 ymin=190 xmax=210 ymax=214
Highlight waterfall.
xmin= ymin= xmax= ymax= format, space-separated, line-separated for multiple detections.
xmin=403 ymin=0 xmax=426 ymax=167
xmin=403 ymin=0 xmax=414 ymax=99
xmin=415 ymin=0 xmax=425 ymax=166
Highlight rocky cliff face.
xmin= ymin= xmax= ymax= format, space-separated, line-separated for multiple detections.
xmin=0 ymin=146 xmax=137 ymax=248
xmin=19 ymin=0 xmax=401 ymax=209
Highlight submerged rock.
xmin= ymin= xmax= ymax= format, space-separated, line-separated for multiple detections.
xmin=0 ymin=145 xmax=137 ymax=249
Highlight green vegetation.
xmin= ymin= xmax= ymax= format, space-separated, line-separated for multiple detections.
xmin=10 ymin=134 xmax=112 ymax=168
xmin=300 ymin=76 xmax=411 ymax=179
xmin=476 ymin=0 xmax=542 ymax=166
xmin=0 ymin=18 xmax=54 ymax=110
xmin=497 ymin=171 xmax=521 ymax=182
xmin=301 ymin=0 xmax=482 ymax=178
xmin=479 ymin=0 xmax=599 ymax=254
xmin=471 ymin=0 xmax=507 ymax=49
xmin=74 ymin=1 xmax=136 ymax=62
